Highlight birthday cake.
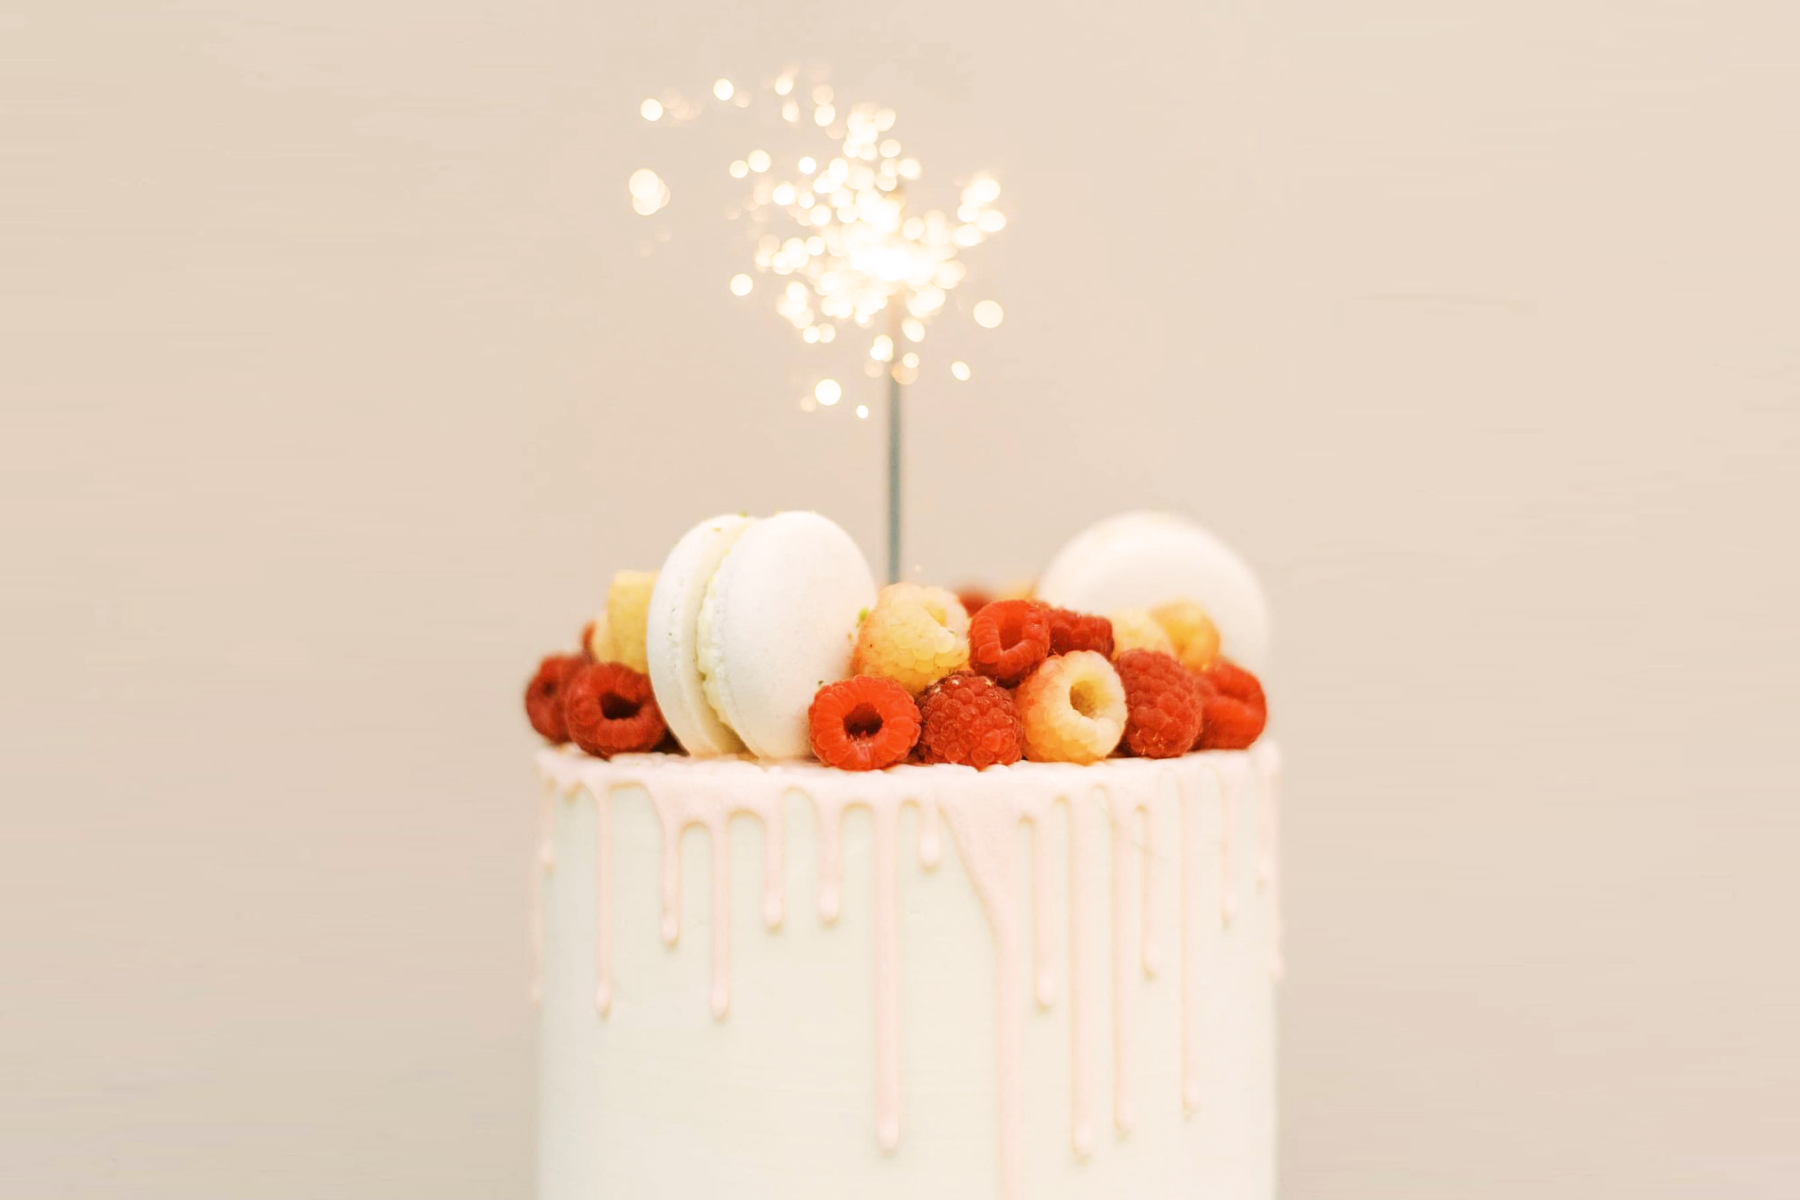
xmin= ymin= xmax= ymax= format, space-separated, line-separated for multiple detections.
xmin=526 ymin=510 xmax=1280 ymax=1200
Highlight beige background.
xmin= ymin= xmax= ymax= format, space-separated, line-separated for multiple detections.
xmin=4 ymin=0 xmax=1798 ymax=1197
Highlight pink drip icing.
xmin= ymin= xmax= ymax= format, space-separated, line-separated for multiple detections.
xmin=1104 ymin=788 xmax=1140 ymax=1135
xmin=1066 ymin=793 xmax=1098 ymax=1159
xmin=530 ymin=780 xmax=554 ymax=1004
xmin=918 ymin=793 xmax=942 ymax=870
xmin=595 ymin=790 xmax=612 ymax=1014
xmin=938 ymin=786 xmax=1028 ymax=1200
xmin=1258 ymin=745 xmax=1284 ymax=979
xmin=1178 ymin=770 xmax=1202 ymax=1112
xmin=1218 ymin=763 xmax=1238 ymax=927
xmin=1141 ymin=805 xmax=1161 ymax=979
xmin=1030 ymin=812 xmax=1058 ymax=1010
xmin=813 ymin=796 xmax=846 ymax=924
xmin=872 ymin=799 xmax=903 ymax=1152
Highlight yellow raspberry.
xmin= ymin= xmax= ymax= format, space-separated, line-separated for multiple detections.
xmin=1014 ymin=650 xmax=1127 ymax=763
xmin=1108 ymin=608 xmax=1175 ymax=659
xmin=584 ymin=608 xmax=618 ymax=662
xmin=604 ymin=570 xmax=657 ymax=673
xmin=1151 ymin=600 xmax=1222 ymax=671
xmin=852 ymin=583 xmax=971 ymax=694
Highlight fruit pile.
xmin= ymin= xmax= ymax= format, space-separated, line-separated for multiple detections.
xmin=526 ymin=574 xmax=1268 ymax=771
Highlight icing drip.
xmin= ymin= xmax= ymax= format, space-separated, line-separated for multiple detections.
xmin=534 ymin=743 xmax=1283 ymax=1200
xmin=1218 ymin=761 xmax=1238 ymax=927
xmin=814 ymin=795 xmax=846 ymax=923
xmin=594 ymin=790 xmax=612 ymax=1014
xmin=872 ymin=799 xmax=903 ymax=1152
xmin=1104 ymin=788 xmax=1140 ymax=1135
xmin=531 ymin=779 xmax=554 ymax=1004
xmin=1030 ymin=812 xmax=1058 ymax=1010
xmin=1065 ymin=793 xmax=1098 ymax=1159
xmin=1178 ymin=771 xmax=1202 ymax=1112
xmin=1259 ymin=748 xmax=1284 ymax=979
xmin=936 ymin=781 xmax=1029 ymax=1200
xmin=918 ymin=793 xmax=942 ymax=870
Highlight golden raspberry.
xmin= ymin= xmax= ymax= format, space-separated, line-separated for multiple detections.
xmin=1014 ymin=650 xmax=1127 ymax=764
xmin=604 ymin=570 xmax=657 ymax=673
xmin=1151 ymin=600 xmax=1222 ymax=671
xmin=584 ymin=608 xmax=617 ymax=662
xmin=1108 ymin=608 xmax=1175 ymax=659
xmin=852 ymin=583 xmax=971 ymax=694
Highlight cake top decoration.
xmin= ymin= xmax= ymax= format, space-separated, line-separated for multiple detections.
xmin=527 ymin=512 xmax=1270 ymax=770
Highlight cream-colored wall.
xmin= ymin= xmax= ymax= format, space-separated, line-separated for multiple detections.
xmin=4 ymin=1 xmax=1796 ymax=1197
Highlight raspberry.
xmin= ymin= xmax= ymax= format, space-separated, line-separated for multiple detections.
xmin=563 ymin=661 xmax=667 ymax=757
xmin=1114 ymin=650 xmax=1205 ymax=759
xmin=525 ymin=654 xmax=584 ymax=743
xmin=602 ymin=570 xmax=657 ymax=673
xmin=1014 ymin=650 xmax=1127 ymax=764
xmin=1193 ymin=659 xmax=1268 ymax=750
xmin=1151 ymin=600 xmax=1221 ymax=671
xmin=968 ymin=599 xmax=1052 ymax=686
xmin=916 ymin=672 xmax=1024 ymax=768
xmin=1109 ymin=608 xmax=1175 ymax=658
xmin=852 ymin=583 xmax=971 ymax=694
xmin=1046 ymin=607 xmax=1114 ymax=657
xmin=808 ymin=676 xmax=921 ymax=771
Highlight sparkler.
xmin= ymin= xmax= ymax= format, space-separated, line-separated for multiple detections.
xmin=629 ymin=72 xmax=1007 ymax=582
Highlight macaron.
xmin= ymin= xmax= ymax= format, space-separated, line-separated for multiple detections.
xmin=696 ymin=512 xmax=876 ymax=760
xmin=646 ymin=514 xmax=754 ymax=756
xmin=1036 ymin=511 xmax=1273 ymax=673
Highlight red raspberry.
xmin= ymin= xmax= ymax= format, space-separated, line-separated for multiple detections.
xmin=1046 ymin=607 xmax=1114 ymax=658
xmin=1114 ymin=650 xmax=1205 ymax=759
xmin=916 ymin=672 xmax=1024 ymax=768
xmin=967 ymin=599 xmax=1051 ymax=686
xmin=525 ymin=654 xmax=583 ymax=743
xmin=1193 ymin=659 xmax=1268 ymax=750
xmin=808 ymin=676 xmax=921 ymax=771
xmin=562 ymin=661 xmax=667 ymax=757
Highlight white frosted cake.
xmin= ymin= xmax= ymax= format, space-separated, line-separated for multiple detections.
xmin=526 ymin=511 xmax=1280 ymax=1200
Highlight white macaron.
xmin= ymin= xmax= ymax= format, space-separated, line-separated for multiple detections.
xmin=1036 ymin=511 xmax=1273 ymax=672
xmin=695 ymin=512 xmax=876 ymax=760
xmin=646 ymin=514 xmax=754 ymax=756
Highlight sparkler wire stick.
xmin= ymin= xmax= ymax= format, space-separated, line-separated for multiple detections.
xmin=886 ymin=306 xmax=904 ymax=583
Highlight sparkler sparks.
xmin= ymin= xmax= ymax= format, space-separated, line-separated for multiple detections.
xmin=628 ymin=72 xmax=1007 ymax=400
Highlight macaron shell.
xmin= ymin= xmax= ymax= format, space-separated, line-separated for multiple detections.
xmin=646 ymin=514 xmax=753 ymax=756
xmin=1036 ymin=511 xmax=1273 ymax=673
xmin=698 ymin=511 xmax=876 ymax=760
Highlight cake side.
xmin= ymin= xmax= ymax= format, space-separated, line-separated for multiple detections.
xmin=534 ymin=745 xmax=1280 ymax=1200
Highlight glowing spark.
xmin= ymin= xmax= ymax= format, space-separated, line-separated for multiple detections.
xmin=637 ymin=73 xmax=1006 ymax=400
xmin=855 ymin=404 xmax=870 ymax=419
xmin=628 ymin=168 xmax=669 ymax=216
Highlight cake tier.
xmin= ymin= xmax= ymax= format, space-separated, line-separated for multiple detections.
xmin=534 ymin=745 xmax=1280 ymax=1200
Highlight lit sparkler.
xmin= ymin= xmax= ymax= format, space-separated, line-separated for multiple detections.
xmin=628 ymin=71 xmax=1007 ymax=582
